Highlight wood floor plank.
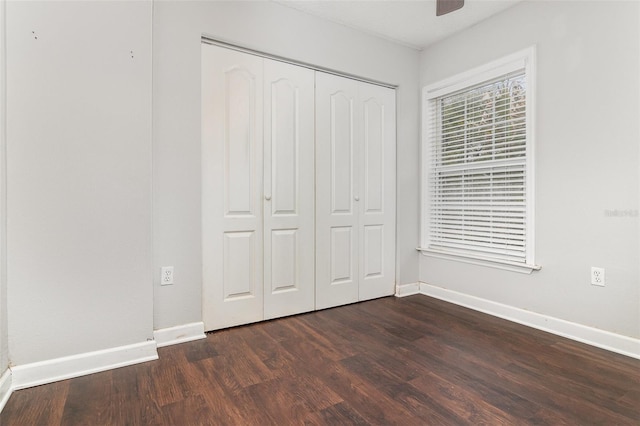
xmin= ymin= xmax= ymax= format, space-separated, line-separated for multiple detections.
xmin=1 ymin=295 xmax=638 ymax=425
xmin=409 ymin=333 xmax=632 ymax=424
xmin=409 ymin=372 xmax=518 ymax=425
xmin=406 ymin=333 xmax=567 ymax=416
xmin=305 ymin=360 xmax=418 ymax=425
xmin=60 ymin=371 xmax=113 ymax=425
xmin=1 ymin=379 xmax=69 ymax=425
xmin=159 ymin=394 xmax=217 ymax=426
xmin=237 ymin=374 xmax=343 ymax=425
xmin=310 ymin=401 xmax=369 ymax=425
xmin=107 ymin=362 xmax=163 ymax=424
xmin=181 ymin=338 xmax=220 ymax=363
xmin=185 ymin=358 xmax=249 ymax=424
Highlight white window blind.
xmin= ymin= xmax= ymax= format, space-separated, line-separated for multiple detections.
xmin=424 ymin=63 xmax=535 ymax=268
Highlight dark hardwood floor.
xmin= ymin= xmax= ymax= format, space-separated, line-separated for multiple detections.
xmin=2 ymin=295 xmax=639 ymax=425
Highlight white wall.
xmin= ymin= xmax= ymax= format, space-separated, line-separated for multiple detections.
xmin=153 ymin=1 xmax=420 ymax=329
xmin=419 ymin=0 xmax=639 ymax=338
xmin=0 ymin=0 xmax=7 ymax=375
xmin=6 ymin=1 xmax=154 ymax=365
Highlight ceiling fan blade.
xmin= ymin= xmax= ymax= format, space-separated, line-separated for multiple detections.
xmin=436 ymin=0 xmax=465 ymax=16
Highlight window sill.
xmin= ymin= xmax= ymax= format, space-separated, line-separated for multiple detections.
xmin=417 ymin=248 xmax=541 ymax=274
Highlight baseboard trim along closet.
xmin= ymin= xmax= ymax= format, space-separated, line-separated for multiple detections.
xmin=394 ymin=282 xmax=420 ymax=297
xmin=153 ymin=322 xmax=206 ymax=348
xmin=0 ymin=369 xmax=12 ymax=413
xmin=416 ymin=282 xmax=640 ymax=360
xmin=9 ymin=340 xmax=158 ymax=391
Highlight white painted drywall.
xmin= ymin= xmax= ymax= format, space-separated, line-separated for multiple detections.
xmin=0 ymin=0 xmax=7 ymax=374
xmin=419 ymin=0 xmax=639 ymax=338
xmin=6 ymin=1 xmax=154 ymax=364
xmin=153 ymin=1 xmax=420 ymax=329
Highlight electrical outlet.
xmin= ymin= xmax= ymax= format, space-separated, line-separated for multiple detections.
xmin=161 ymin=266 xmax=174 ymax=286
xmin=591 ymin=267 xmax=605 ymax=287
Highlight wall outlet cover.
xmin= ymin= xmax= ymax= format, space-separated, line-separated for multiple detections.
xmin=591 ymin=267 xmax=605 ymax=287
xmin=161 ymin=266 xmax=174 ymax=286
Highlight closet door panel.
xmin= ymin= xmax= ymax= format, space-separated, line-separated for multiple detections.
xmin=263 ymin=59 xmax=315 ymax=319
xmin=331 ymin=93 xmax=355 ymax=214
xmin=316 ymin=72 xmax=360 ymax=310
xmin=358 ymin=83 xmax=396 ymax=301
xmin=223 ymin=231 xmax=257 ymax=298
xmin=363 ymin=224 xmax=383 ymax=278
xmin=202 ymin=44 xmax=264 ymax=331
xmin=363 ymin=99 xmax=384 ymax=213
xmin=330 ymin=226 xmax=354 ymax=283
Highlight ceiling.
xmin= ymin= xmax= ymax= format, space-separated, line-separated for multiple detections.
xmin=274 ymin=0 xmax=524 ymax=50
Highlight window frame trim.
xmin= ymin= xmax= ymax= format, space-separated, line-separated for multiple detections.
xmin=420 ymin=46 xmax=539 ymax=273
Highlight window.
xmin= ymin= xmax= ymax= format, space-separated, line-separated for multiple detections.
xmin=421 ymin=48 xmax=539 ymax=273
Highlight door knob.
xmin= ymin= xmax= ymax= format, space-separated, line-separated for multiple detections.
xmin=265 ymin=195 xmax=272 ymax=201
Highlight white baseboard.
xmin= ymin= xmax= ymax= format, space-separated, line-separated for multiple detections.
xmin=0 ymin=369 xmax=12 ymax=413
xmin=10 ymin=340 xmax=158 ymax=391
xmin=153 ymin=322 xmax=206 ymax=348
xmin=395 ymin=282 xmax=420 ymax=297
xmin=419 ymin=282 xmax=640 ymax=360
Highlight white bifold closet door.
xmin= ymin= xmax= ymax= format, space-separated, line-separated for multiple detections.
xmin=202 ymin=43 xmax=315 ymax=331
xmin=315 ymin=72 xmax=396 ymax=310
xmin=262 ymin=60 xmax=315 ymax=320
